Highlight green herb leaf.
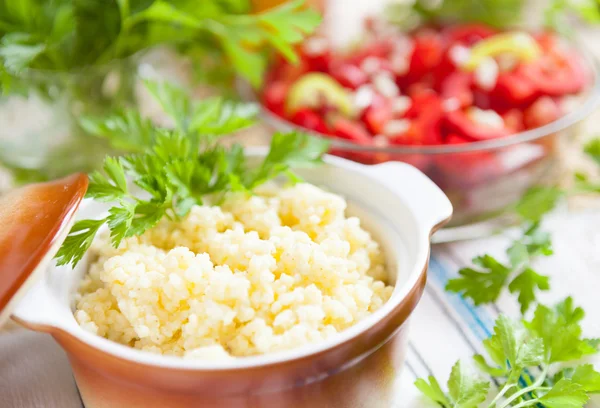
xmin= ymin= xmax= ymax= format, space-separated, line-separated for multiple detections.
xmin=415 ymin=376 xmax=451 ymax=407
xmin=539 ymin=378 xmax=589 ymax=407
xmin=584 ymin=137 xmax=600 ymax=166
xmin=555 ymin=364 xmax=600 ymax=393
xmin=446 ymin=255 xmax=511 ymax=305
xmin=79 ymin=110 xmax=156 ymax=153
xmin=86 ymin=157 xmax=129 ymax=202
xmin=55 ymin=218 xmax=107 ymax=267
xmin=515 ymin=186 xmax=564 ymax=222
xmin=447 ymin=360 xmax=490 ymax=408
xmin=525 ymin=298 xmax=597 ymax=363
xmin=106 ymin=201 xmax=136 ymax=247
xmin=247 ymin=131 xmax=330 ymax=189
xmin=0 ymin=33 xmax=46 ymax=73
xmin=508 ymin=267 xmax=550 ymax=314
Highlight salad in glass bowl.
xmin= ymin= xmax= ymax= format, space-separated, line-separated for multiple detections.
xmin=249 ymin=20 xmax=600 ymax=239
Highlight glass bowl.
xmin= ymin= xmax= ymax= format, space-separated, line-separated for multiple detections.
xmin=238 ymin=40 xmax=600 ymax=242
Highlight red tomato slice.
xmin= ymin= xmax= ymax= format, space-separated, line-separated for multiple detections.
xmin=445 ymin=110 xmax=510 ymax=141
xmin=362 ymin=94 xmax=393 ymax=134
xmin=533 ymin=32 xmax=559 ymax=51
xmin=401 ymin=31 xmax=444 ymax=84
xmin=441 ymin=71 xmax=474 ymax=109
xmin=523 ymin=96 xmax=562 ymax=129
xmin=444 ymin=24 xmax=498 ymax=46
xmin=519 ymin=49 xmax=587 ymax=96
xmin=290 ymin=109 xmax=329 ymax=134
xmin=390 ymin=92 xmax=443 ymax=145
xmin=492 ymin=72 xmax=539 ymax=107
xmin=263 ymin=81 xmax=289 ymax=117
xmin=502 ymin=109 xmax=525 ymax=132
xmin=268 ymin=59 xmax=309 ymax=83
xmin=329 ymin=62 xmax=369 ymax=89
xmin=300 ymin=39 xmax=332 ymax=72
xmin=331 ymin=117 xmax=373 ymax=144
xmin=446 ymin=133 xmax=471 ymax=144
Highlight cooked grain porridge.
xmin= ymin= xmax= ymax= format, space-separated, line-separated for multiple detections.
xmin=74 ymin=183 xmax=394 ymax=359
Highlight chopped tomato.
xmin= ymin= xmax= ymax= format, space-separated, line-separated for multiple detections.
xmin=331 ymin=116 xmax=373 ymax=144
xmin=534 ymin=32 xmax=559 ymax=51
xmin=362 ymin=94 xmax=393 ymax=134
xmin=401 ymin=31 xmax=444 ymax=84
xmin=444 ymin=24 xmax=498 ymax=46
xmin=329 ymin=62 xmax=369 ymax=89
xmin=519 ymin=49 xmax=587 ymax=96
xmin=261 ymin=22 xmax=589 ymax=154
xmin=263 ymin=81 xmax=289 ymax=117
xmin=523 ymin=96 xmax=562 ymax=129
xmin=446 ymin=133 xmax=471 ymax=144
xmin=491 ymin=72 xmax=539 ymax=107
xmin=390 ymin=92 xmax=444 ymax=145
xmin=445 ymin=110 xmax=510 ymax=141
xmin=268 ymin=59 xmax=309 ymax=83
xmin=300 ymin=40 xmax=331 ymax=72
xmin=441 ymin=71 xmax=474 ymax=109
xmin=290 ymin=109 xmax=329 ymax=134
xmin=502 ymin=109 xmax=525 ymax=132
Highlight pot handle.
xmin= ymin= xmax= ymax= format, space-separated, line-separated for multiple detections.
xmin=365 ymin=161 xmax=453 ymax=234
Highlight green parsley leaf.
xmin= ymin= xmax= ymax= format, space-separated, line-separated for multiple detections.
xmin=55 ymin=218 xmax=107 ymax=268
xmin=0 ymin=33 xmax=46 ymax=73
xmin=525 ymin=298 xmax=597 ymax=363
xmin=143 ymin=80 xmax=192 ymax=131
xmin=447 ymin=360 xmax=490 ymax=408
xmin=448 ymin=223 xmax=552 ymax=313
xmin=247 ymin=131 xmax=330 ymax=189
xmin=539 ymin=378 xmax=589 ymax=407
xmin=514 ymin=186 xmax=564 ymax=223
xmin=106 ymin=201 xmax=135 ymax=247
xmin=86 ymin=157 xmax=129 ymax=202
xmin=584 ymin=137 xmax=600 ymax=166
xmin=446 ymin=255 xmax=511 ymax=305
xmin=79 ymin=109 xmax=155 ymax=153
xmin=414 ymin=376 xmax=451 ymax=407
xmin=490 ymin=315 xmax=545 ymax=375
xmin=555 ymin=364 xmax=600 ymax=393
xmin=508 ymin=267 xmax=550 ymax=314
xmin=415 ymin=361 xmax=489 ymax=408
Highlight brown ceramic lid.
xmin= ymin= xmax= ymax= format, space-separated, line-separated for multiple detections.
xmin=0 ymin=173 xmax=88 ymax=327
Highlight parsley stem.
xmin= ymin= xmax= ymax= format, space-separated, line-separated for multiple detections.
xmin=487 ymin=383 xmax=516 ymax=408
xmin=496 ymin=366 xmax=548 ymax=408
xmin=510 ymin=399 xmax=541 ymax=408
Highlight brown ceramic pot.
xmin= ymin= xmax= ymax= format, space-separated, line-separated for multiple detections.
xmin=5 ymin=154 xmax=452 ymax=407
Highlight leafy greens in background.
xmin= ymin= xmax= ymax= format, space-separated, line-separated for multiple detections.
xmin=0 ymin=0 xmax=321 ymax=90
xmin=387 ymin=0 xmax=600 ymax=33
xmin=55 ymin=79 xmax=330 ymax=267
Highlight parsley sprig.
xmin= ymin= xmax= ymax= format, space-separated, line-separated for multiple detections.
xmin=446 ymin=138 xmax=600 ymax=313
xmin=55 ymin=80 xmax=329 ymax=268
xmin=0 ymin=0 xmax=321 ymax=90
xmin=386 ymin=0 xmax=600 ymax=33
xmin=446 ymin=223 xmax=553 ymax=314
xmin=416 ymin=298 xmax=600 ymax=408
